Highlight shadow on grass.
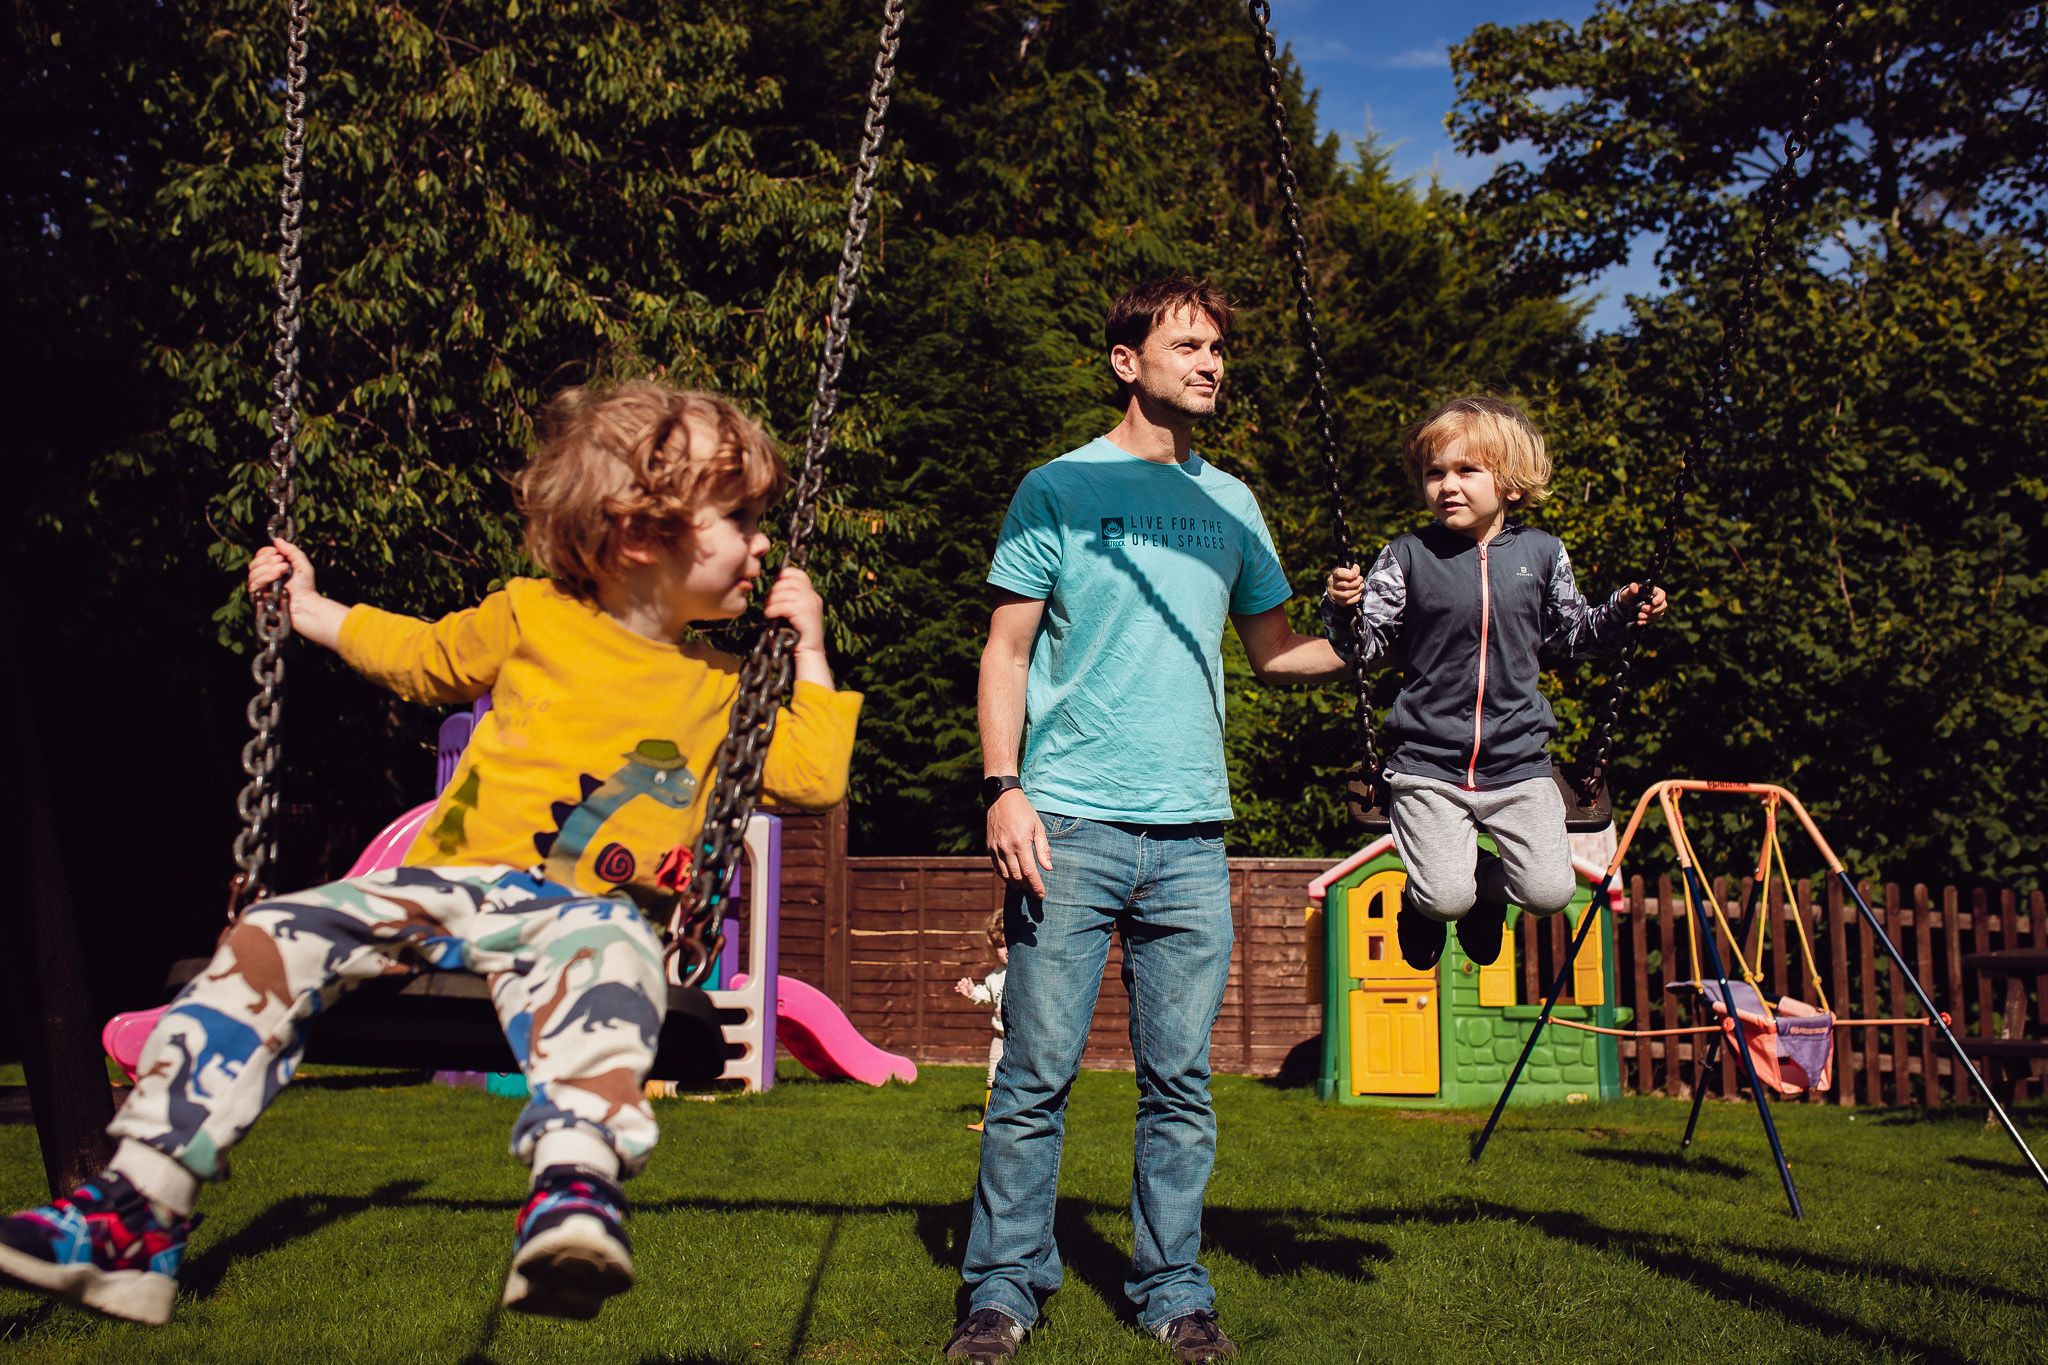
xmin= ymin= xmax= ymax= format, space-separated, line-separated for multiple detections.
xmin=1870 ymin=1100 xmax=2048 ymax=1128
xmin=166 ymin=1179 xmax=2034 ymax=1365
xmin=1575 ymin=1146 xmax=1751 ymax=1180
xmin=182 ymin=1178 xmax=429 ymax=1298
xmin=0 ymin=1298 xmax=55 ymax=1344
xmin=1315 ymin=1195 xmax=2028 ymax=1364
xmin=783 ymin=1213 xmax=843 ymax=1363
xmin=1947 ymin=1153 xmax=2045 ymax=1182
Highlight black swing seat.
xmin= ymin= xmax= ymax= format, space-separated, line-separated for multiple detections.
xmin=1347 ymin=761 xmax=1613 ymax=834
xmin=165 ymin=959 xmax=739 ymax=1085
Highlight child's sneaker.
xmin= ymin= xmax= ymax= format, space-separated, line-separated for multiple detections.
xmin=1396 ymin=904 xmax=1446 ymax=970
xmin=1457 ymin=896 xmax=1507 ymax=966
xmin=0 ymin=1170 xmax=191 ymax=1325
xmin=503 ymin=1164 xmax=634 ymax=1320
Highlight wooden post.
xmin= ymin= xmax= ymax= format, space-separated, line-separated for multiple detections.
xmin=1768 ymin=880 xmax=1788 ymax=1003
xmin=0 ymin=618 xmax=117 ymax=1197
xmin=1944 ymin=886 xmax=1970 ymax=1103
xmin=913 ymin=866 xmax=928 ymax=1059
xmin=1658 ymin=876 xmax=1682 ymax=1096
xmin=822 ymin=803 xmax=851 ymax=1010
xmin=1629 ymin=876 xmax=1652 ymax=1096
xmin=1914 ymin=885 xmax=1938 ymax=1106
xmin=1886 ymin=884 xmax=1908 ymax=1108
xmin=1827 ymin=877 xmax=1853 ymax=1106
xmin=1232 ymin=867 xmax=1251 ymax=1075
xmin=1972 ymin=887 xmax=1995 ymax=1045
xmin=1858 ymin=880 xmax=1881 ymax=1105
xmin=1713 ymin=877 xmax=1737 ymax=1101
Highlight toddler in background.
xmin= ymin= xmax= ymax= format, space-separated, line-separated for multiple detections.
xmin=954 ymin=908 xmax=1008 ymax=1133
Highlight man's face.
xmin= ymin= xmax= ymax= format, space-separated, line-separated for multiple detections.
xmin=1111 ymin=304 xmax=1225 ymax=420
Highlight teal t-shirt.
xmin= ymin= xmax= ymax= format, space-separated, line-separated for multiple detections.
xmin=986 ymin=437 xmax=1293 ymax=823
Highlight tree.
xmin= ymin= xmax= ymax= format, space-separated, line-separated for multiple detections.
xmin=1450 ymin=0 xmax=2048 ymax=289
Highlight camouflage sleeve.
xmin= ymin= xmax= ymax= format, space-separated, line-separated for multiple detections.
xmin=1319 ymin=544 xmax=1405 ymax=668
xmin=1541 ymin=543 xmax=1633 ymax=659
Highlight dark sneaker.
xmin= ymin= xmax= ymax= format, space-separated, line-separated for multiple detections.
xmin=944 ymin=1306 xmax=1027 ymax=1362
xmin=1396 ymin=905 xmax=1446 ymax=970
xmin=504 ymin=1165 xmax=634 ymax=1320
xmin=0 ymin=1170 xmax=191 ymax=1325
xmin=1458 ymin=896 xmax=1507 ymax=966
xmin=1157 ymin=1309 xmax=1238 ymax=1362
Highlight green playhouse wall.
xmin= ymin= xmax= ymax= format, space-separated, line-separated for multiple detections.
xmin=1317 ymin=843 xmax=1623 ymax=1109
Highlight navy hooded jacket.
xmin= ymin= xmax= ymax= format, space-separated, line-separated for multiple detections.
xmin=1323 ymin=521 xmax=1633 ymax=789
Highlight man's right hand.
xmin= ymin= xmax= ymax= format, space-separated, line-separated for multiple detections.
xmin=1326 ymin=563 xmax=1365 ymax=606
xmin=987 ymin=788 xmax=1051 ymax=898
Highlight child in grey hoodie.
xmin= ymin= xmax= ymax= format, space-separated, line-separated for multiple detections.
xmin=1326 ymin=396 xmax=1665 ymax=970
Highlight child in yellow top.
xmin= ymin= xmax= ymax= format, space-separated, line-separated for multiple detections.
xmin=0 ymin=383 xmax=861 ymax=1327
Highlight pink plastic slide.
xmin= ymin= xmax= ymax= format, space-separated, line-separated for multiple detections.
xmin=755 ymin=973 xmax=916 ymax=1086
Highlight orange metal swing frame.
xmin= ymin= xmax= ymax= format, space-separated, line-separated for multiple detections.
xmin=1467 ymin=780 xmax=2048 ymax=1216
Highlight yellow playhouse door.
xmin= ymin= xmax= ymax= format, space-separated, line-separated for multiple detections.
xmin=1345 ymin=870 xmax=1441 ymax=1096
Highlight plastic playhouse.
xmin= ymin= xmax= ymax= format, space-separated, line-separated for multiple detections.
xmin=1306 ymin=834 xmax=1625 ymax=1108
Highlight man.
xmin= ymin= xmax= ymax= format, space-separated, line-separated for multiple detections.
xmin=947 ymin=277 xmax=1349 ymax=1365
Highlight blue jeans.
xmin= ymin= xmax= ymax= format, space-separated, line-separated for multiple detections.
xmin=962 ymin=813 xmax=1233 ymax=1332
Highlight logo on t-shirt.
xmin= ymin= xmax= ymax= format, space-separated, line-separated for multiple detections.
xmin=1100 ymin=517 xmax=1125 ymax=544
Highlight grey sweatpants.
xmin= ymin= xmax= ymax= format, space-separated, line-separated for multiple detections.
xmin=1389 ymin=771 xmax=1577 ymax=921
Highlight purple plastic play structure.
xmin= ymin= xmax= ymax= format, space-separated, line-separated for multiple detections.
xmin=102 ymin=695 xmax=914 ymax=1092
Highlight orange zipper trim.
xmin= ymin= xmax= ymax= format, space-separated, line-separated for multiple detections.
xmin=1466 ymin=541 xmax=1490 ymax=788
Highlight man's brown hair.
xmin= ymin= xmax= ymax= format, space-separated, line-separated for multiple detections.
xmin=1104 ymin=276 xmax=1236 ymax=394
xmin=515 ymin=381 xmax=787 ymax=598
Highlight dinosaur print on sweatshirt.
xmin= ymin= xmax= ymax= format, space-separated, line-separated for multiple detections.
xmin=533 ymin=739 xmax=699 ymax=891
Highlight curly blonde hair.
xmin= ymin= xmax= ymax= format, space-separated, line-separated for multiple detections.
xmin=1401 ymin=395 xmax=1552 ymax=507
xmin=515 ymin=381 xmax=787 ymax=597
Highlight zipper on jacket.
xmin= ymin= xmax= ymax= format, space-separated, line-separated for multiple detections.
xmin=1466 ymin=541 xmax=1490 ymax=788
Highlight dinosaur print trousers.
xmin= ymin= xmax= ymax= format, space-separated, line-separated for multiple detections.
xmin=107 ymin=865 xmax=667 ymax=1180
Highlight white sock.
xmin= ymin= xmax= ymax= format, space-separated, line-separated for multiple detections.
xmin=110 ymin=1139 xmax=199 ymax=1221
xmin=531 ymin=1128 xmax=620 ymax=1184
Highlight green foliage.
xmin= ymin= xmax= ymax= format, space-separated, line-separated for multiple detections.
xmin=5 ymin=0 xmax=2041 ymax=1040
xmin=1445 ymin=0 xmax=2048 ymax=888
xmin=1450 ymin=0 xmax=2048 ymax=287
xmin=1540 ymin=235 xmax=2048 ymax=886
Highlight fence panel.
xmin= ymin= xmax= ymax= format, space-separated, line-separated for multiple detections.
xmin=765 ymin=808 xmax=2040 ymax=1104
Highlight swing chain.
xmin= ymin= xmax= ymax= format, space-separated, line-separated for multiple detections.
xmin=228 ymin=0 xmax=314 ymax=919
xmin=1577 ymin=1 xmax=1848 ymax=801
xmin=669 ymin=0 xmax=906 ymax=985
xmin=1246 ymin=0 xmax=1379 ymax=789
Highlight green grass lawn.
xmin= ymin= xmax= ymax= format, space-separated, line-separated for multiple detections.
xmin=1 ymin=1063 xmax=2043 ymax=1364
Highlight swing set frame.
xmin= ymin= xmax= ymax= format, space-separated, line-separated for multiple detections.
xmin=1468 ymin=780 xmax=2048 ymax=1217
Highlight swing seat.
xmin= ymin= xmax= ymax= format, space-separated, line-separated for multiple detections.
xmin=1676 ymin=980 xmax=1835 ymax=1095
xmin=1347 ymin=762 xmax=1614 ymax=833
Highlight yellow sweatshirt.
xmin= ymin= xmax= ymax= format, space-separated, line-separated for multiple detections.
xmin=337 ymin=578 xmax=862 ymax=910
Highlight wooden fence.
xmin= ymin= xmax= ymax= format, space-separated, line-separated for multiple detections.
xmin=768 ymin=807 xmax=2046 ymax=1106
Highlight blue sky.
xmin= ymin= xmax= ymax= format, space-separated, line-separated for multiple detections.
xmin=1268 ymin=0 xmax=1657 ymax=331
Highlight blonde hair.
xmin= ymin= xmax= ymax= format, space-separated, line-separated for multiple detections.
xmin=1401 ymin=395 xmax=1551 ymax=507
xmin=515 ymin=381 xmax=787 ymax=597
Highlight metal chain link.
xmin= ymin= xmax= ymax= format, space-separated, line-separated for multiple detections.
xmin=227 ymin=0 xmax=314 ymax=918
xmin=1576 ymin=1 xmax=1848 ymax=799
xmin=670 ymin=0 xmax=906 ymax=985
xmin=1245 ymin=0 xmax=1381 ymax=796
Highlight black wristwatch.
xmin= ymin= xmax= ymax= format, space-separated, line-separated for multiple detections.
xmin=982 ymin=775 xmax=1025 ymax=808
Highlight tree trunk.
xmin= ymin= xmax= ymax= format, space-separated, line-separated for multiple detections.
xmin=0 ymin=608 xmax=116 ymax=1197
